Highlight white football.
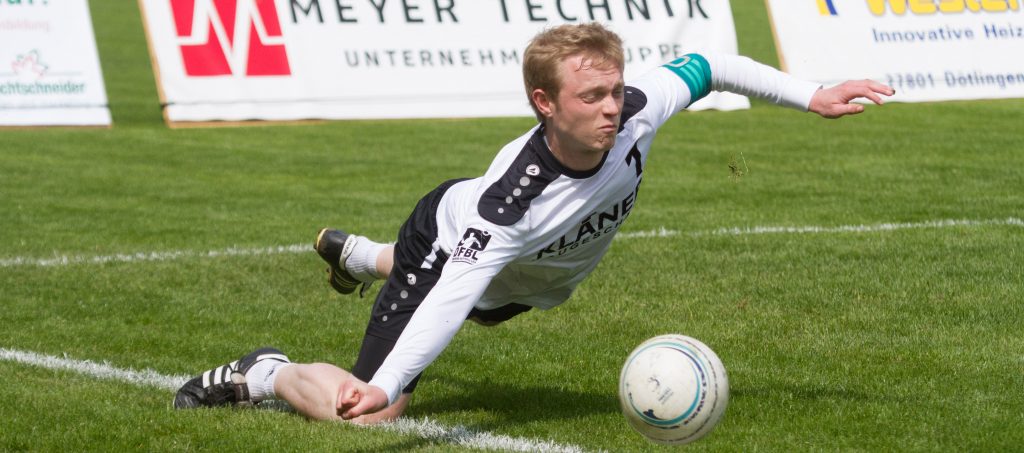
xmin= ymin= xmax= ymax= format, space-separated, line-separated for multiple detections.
xmin=618 ymin=334 xmax=729 ymax=445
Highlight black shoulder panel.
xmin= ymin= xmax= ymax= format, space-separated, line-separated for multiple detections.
xmin=618 ymin=86 xmax=648 ymax=133
xmin=478 ymin=130 xmax=561 ymax=226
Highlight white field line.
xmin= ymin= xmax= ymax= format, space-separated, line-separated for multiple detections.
xmin=0 ymin=347 xmax=189 ymax=391
xmin=2 ymin=218 xmax=1021 ymax=268
xmin=0 ymin=347 xmax=591 ymax=453
xmin=373 ymin=418 xmax=589 ymax=453
xmin=696 ymin=217 xmax=1024 ymax=237
xmin=615 ymin=217 xmax=1024 ymax=239
xmin=0 ymin=244 xmax=310 ymax=268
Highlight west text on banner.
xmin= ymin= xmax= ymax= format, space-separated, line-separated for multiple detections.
xmin=139 ymin=0 xmax=748 ymax=124
xmin=0 ymin=0 xmax=111 ymax=127
xmin=765 ymin=0 xmax=1024 ymax=102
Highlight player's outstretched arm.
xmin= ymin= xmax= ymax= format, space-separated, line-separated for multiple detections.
xmin=337 ymin=377 xmax=389 ymax=420
xmin=808 ymin=79 xmax=895 ymax=119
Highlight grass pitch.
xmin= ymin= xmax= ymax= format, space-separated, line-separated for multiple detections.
xmin=1 ymin=2 xmax=1022 ymax=451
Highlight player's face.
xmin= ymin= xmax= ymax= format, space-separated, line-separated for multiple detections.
xmin=549 ymin=54 xmax=625 ymax=155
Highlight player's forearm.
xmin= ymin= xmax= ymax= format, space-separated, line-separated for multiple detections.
xmin=368 ymin=265 xmax=497 ymax=405
xmin=704 ymin=53 xmax=820 ymax=111
xmin=368 ymin=295 xmax=472 ymax=405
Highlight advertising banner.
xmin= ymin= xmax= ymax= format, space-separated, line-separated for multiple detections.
xmin=766 ymin=0 xmax=1024 ymax=103
xmin=140 ymin=0 xmax=749 ymax=123
xmin=0 ymin=0 xmax=111 ymax=127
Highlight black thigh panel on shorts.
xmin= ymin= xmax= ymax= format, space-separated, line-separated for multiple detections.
xmin=351 ymin=178 xmax=465 ymax=393
xmin=351 ymin=178 xmax=534 ymax=395
xmin=467 ymin=302 xmax=533 ymax=324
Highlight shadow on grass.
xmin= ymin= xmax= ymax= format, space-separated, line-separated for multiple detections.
xmin=240 ymin=378 xmax=613 ymax=452
xmin=408 ymin=375 xmax=618 ymax=431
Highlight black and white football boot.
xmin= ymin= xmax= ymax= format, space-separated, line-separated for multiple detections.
xmin=173 ymin=347 xmax=289 ymax=409
xmin=315 ymin=228 xmax=372 ymax=297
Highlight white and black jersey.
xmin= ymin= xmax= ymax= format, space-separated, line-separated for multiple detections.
xmin=366 ymin=53 xmax=821 ymax=404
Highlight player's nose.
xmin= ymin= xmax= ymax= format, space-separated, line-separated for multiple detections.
xmin=602 ymin=95 xmax=621 ymax=116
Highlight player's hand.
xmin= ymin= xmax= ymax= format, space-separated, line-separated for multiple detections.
xmin=336 ymin=378 xmax=389 ymax=420
xmin=808 ymin=79 xmax=895 ymax=119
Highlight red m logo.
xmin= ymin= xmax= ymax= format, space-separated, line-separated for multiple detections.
xmin=170 ymin=0 xmax=290 ymax=76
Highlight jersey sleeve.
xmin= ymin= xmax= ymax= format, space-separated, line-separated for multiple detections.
xmin=367 ymin=221 xmax=525 ymax=405
xmin=699 ymin=52 xmax=821 ymax=110
xmin=628 ymin=52 xmax=822 ymax=128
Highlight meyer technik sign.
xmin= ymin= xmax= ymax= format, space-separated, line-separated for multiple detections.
xmin=0 ymin=0 xmax=111 ymax=126
xmin=766 ymin=0 xmax=1024 ymax=103
xmin=139 ymin=0 xmax=748 ymax=124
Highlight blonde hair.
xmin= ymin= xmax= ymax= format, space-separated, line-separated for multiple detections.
xmin=523 ymin=23 xmax=625 ymax=121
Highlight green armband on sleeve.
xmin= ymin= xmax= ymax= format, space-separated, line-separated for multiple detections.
xmin=662 ymin=54 xmax=712 ymax=104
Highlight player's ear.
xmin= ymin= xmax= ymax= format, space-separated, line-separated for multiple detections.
xmin=532 ymin=88 xmax=555 ymax=119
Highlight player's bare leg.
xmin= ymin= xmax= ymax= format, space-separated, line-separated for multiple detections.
xmin=273 ymin=363 xmax=409 ymax=422
xmin=374 ymin=245 xmax=394 ymax=278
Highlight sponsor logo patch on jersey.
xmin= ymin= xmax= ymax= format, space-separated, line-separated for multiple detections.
xmin=452 ymin=228 xmax=491 ymax=264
